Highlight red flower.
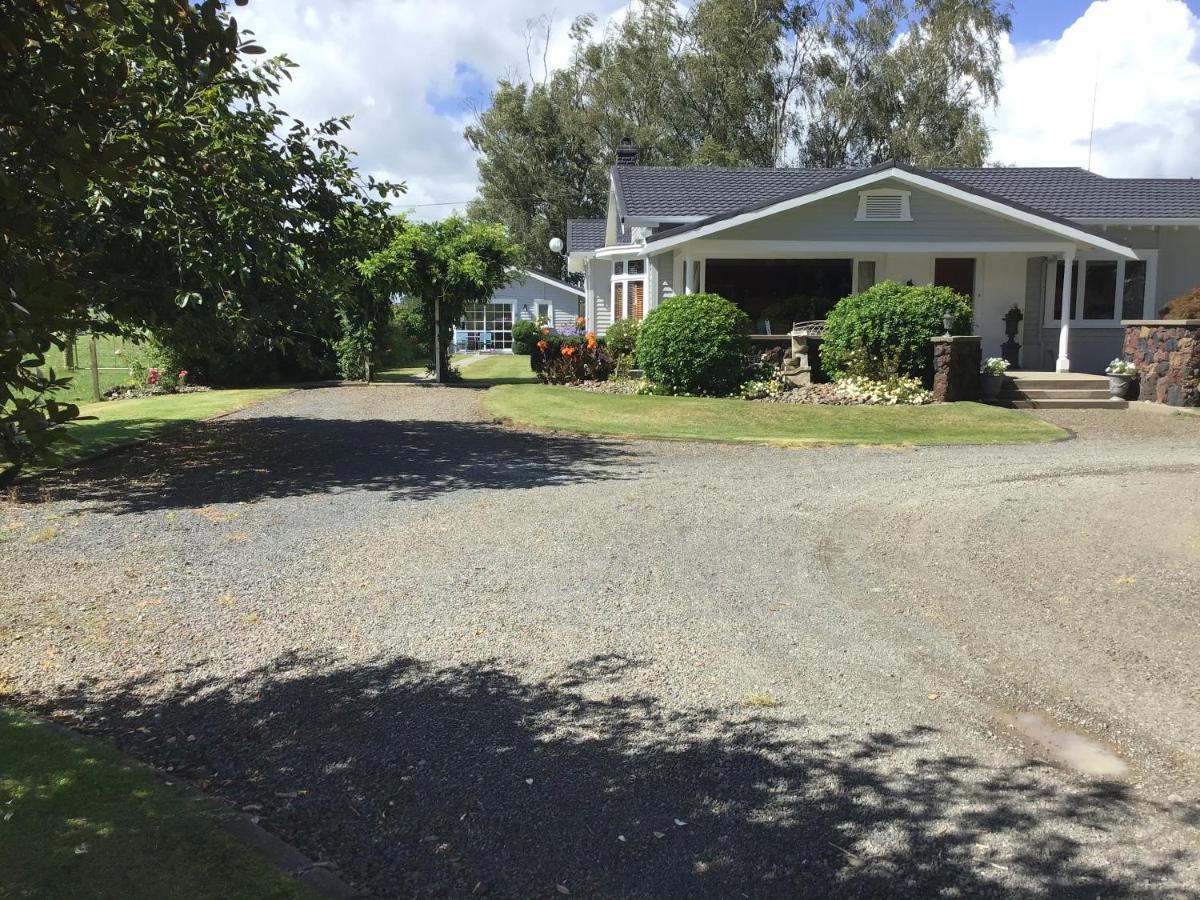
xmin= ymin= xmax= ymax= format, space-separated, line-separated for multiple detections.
xmin=536 ymin=339 xmax=548 ymax=351
xmin=178 ymin=370 xmax=188 ymax=378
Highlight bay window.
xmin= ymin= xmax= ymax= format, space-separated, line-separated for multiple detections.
xmin=612 ymin=258 xmax=646 ymax=322
xmin=1050 ymin=253 xmax=1155 ymax=326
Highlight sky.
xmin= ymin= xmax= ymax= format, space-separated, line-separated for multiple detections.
xmin=234 ymin=0 xmax=1200 ymax=219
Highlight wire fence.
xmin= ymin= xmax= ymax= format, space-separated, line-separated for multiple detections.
xmin=34 ymin=334 xmax=143 ymax=404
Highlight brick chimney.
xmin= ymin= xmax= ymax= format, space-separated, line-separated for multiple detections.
xmin=615 ymin=138 xmax=638 ymax=166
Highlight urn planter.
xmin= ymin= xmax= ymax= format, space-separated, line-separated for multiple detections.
xmin=1107 ymin=373 xmax=1135 ymax=399
xmin=980 ymin=373 xmax=1004 ymax=400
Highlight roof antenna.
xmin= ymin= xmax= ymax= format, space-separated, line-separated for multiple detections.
xmin=1086 ymin=50 xmax=1101 ymax=171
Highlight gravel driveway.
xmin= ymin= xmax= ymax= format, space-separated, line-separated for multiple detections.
xmin=2 ymin=385 xmax=1198 ymax=898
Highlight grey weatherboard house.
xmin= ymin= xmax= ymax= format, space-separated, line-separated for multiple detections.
xmin=566 ymin=152 xmax=1200 ymax=375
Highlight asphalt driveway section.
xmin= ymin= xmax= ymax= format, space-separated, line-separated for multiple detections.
xmin=2 ymin=385 xmax=1198 ymax=898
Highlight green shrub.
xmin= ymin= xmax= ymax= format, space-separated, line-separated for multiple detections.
xmin=603 ymin=318 xmax=640 ymax=360
xmin=820 ymin=281 xmax=973 ymax=379
xmin=635 ymin=293 xmax=751 ymax=395
xmin=511 ymin=319 xmax=539 ymax=355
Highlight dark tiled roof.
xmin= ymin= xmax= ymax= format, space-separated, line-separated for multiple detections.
xmin=613 ymin=166 xmax=851 ymax=219
xmin=613 ymin=163 xmax=1200 ymax=223
xmin=566 ymin=218 xmax=606 ymax=253
xmin=930 ymin=168 xmax=1200 ymax=219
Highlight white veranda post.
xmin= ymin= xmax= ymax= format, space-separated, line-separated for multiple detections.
xmin=1056 ymin=247 xmax=1075 ymax=372
xmin=683 ymin=255 xmax=693 ymax=293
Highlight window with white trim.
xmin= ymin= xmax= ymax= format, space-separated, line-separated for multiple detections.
xmin=856 ymin=189 xmax=912 ymax=222
xmin=612 ymin=258 xmax=646 ymax=321
xmin=1048 ymin=253 xmax=1155 ymax=326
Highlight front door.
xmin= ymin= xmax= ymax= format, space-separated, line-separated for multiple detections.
xmin=934 ymin=257 xmax=976 ymax=300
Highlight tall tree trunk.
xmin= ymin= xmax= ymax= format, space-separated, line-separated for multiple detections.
xmin=434 ymin=294 xmax=442 ymax=384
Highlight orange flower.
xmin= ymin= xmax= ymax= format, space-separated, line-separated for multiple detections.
xmin=541 ymin=327 xmax=551 ymax=335
xmin=586 ymin=334 xmax=597 ymax=350
xmin=536 ymin=339 xmax=548 ymax=351
xmin=561 ymin=345 xmax=577 ymax=357
xmin=576 ymin=316 xmax=586 ymax=327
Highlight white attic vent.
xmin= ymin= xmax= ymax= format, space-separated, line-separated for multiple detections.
xmin=856 ymin=189 xmax=912 ymax=222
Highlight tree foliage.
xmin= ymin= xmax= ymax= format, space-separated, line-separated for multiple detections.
xmin=0 ymin=0 xmax=402 ymax=482
xmin=636 ymin=293 xmax=751 ymax=396
xmin=801 ymin=0 xmax=1010 ymax=168
xmin=466 ymin=0 xmax=1011 ymax=271
xmin=820 ymin=281 xmax=975 ymax=379
xmin=359 ymin=217 xmax=524 ymax=381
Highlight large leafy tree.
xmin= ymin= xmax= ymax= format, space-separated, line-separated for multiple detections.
xmin=0 ymin=0 xmax=242 ymax=480
xmin=467 ymin=0 xmax=1011 ymax=268
xmin=0 ymin=1 xmax=402 ymax=482
xmin=359 ymin=217 xmax=524 ymax=382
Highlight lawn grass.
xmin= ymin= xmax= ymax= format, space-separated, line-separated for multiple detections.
xmin=481 ymin=384 xmax=1068 ymax=447
xmin=55 ymin=388 xmax=288 ymax=463
xmin=378 ymin=353 xmax=538 ymax=385
xmin=39 ymin=368 xmax=133 ymax=405
xmin=456 ymin=354 xmax=538 ymax=384
xmin=0 ymin=707 xmax=307 ymax=899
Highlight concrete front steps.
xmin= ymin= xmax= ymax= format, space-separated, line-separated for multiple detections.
xmin=989 ymin=372 xmax=1128 ymax=410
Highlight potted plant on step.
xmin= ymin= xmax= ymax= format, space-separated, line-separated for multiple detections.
xmin=980 ymin=357 xmax=1009 ymax=400
xmin=1106 ymin=358 xmax=1137 ymax=399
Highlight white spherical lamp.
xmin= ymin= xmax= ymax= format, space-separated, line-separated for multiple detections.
xmin=548 ymin=237 xmax=564 ymax=254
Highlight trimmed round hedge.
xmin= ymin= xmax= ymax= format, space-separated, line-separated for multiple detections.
xmin=635 ymin=293 xmax=750 ymax=395
xmin=511 ymin=319 xmax=539 ymax=355
xmin=820 ymin=281 xmax=974 ymax=378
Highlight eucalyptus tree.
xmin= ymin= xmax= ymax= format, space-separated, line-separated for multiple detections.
xmin=465 ymin=0 xmax=1011 ymax=274
xmin=801 ymin=0 xmax=1012 ymax=168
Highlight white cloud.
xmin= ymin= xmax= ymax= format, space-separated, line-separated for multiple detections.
xmin=988 ymin=0 xmax=1200 ymax=176
xmin=234 ymin=0 xmax=1200 ymax=214
xmin=234 ymin=0 xmax=625 ymax=219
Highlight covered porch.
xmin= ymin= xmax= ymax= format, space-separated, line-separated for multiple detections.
xmin=597 ymin=243 xmax=1134 ymax=373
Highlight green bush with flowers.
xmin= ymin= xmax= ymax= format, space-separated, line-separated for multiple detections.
xmin=530 ymin=327 xmax=614 ymax=384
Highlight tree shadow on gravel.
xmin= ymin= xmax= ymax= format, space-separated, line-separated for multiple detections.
xmin=21 ymin=653 xmax=1192 ymax=899
xmin=23 ymin=414 xmax=637 ymax=513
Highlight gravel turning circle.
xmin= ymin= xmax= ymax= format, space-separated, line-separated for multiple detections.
xmin=2 ymin=385 xmax=1198 ymax=898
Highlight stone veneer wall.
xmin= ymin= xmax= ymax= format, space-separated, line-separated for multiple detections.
xmin=1122 ymin=320 xmax=1200 ymax=407
xmin=931 ymin=336 xmax=981 ymax=402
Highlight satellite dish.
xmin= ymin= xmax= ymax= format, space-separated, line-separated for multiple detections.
xmin=548 ymin=237 xmax=564 ymax=254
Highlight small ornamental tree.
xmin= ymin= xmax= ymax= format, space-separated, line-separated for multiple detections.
xmin=821 ymin=281 xmax=974 ymax=379
xmin=635 ymin=293 xmax=751 ymax=395
xmin=359 ymin=216 xmax=524 ymax=382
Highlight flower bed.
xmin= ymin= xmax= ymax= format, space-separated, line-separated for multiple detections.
xmin=531 ymin=327 xmax=614 ymax=384
xmin=103 ymin=384 xmax=211 ymax=401
xmin=571 ymin=378 xmax=643 ymax=395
